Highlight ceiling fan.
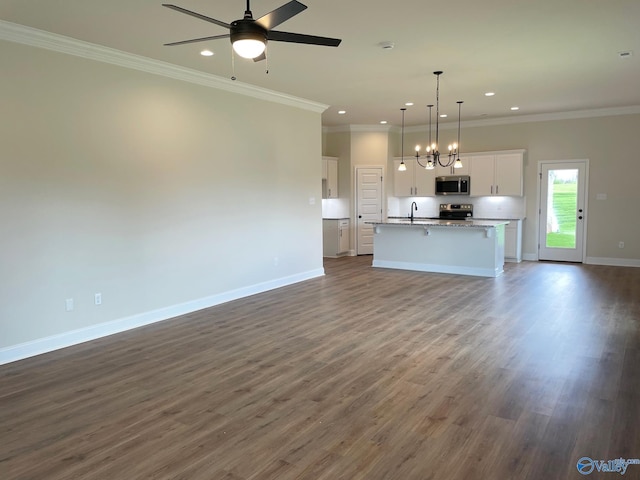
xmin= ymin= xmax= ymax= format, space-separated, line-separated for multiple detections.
xmin=163 ymin=0 xmax=342 ymax=61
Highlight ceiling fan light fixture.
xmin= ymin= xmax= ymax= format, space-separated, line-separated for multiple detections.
xmin=232 ymin=38 xmax=266 ymax=59
xmin=164 ymin=1 xmax=341 ymax=67
xmin=229 ymin=17 xmax=267 ymax=59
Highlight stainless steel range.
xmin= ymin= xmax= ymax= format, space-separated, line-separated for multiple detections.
xmin=439 ymin=203 xmax=473 ymax=220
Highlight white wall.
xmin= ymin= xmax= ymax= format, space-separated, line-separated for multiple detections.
xmin=0 ymin=39 xmax=324 ymax=361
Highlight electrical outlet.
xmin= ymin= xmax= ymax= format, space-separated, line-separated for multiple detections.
xmin=619 ymin=241 xmax=625 ymax=249
xmin=95 ymin=293 xmax=102 ymax=305
xmin=65 ymin=298 xmax=74 ymax=312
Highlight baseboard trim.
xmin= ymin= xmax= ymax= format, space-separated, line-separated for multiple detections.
xmin=0 ymin=268 xmax=325 ymax=366
xmin=372 ymin=259 xmax=503 ymax=278
xmin=585 ymin=257 xmax=640 ymax=267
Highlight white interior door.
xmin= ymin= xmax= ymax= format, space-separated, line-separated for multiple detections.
xmin=356 ymin=167 xmax=383 ymax=255
xmin=538 ymin=160 xmax=587 ymax=262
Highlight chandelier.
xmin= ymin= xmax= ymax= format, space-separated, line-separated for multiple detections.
xmin=414 ymin=71 xmax=464 ymax=170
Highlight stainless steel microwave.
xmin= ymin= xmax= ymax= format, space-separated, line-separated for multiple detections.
xmin=435 ymin=175 xmax=470 ymax=195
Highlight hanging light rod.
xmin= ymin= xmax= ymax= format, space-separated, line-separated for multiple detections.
xmin=414 ymin=71 xmax=464 ymax=171
xmin=398 ymin=108 xmax=407 ymax=172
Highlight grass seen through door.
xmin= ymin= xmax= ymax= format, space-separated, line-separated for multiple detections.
xmin=546 ymin=181 xmax=577 ymax=248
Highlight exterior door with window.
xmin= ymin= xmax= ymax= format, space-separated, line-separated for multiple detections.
xmin=538 ymin=161 xmax=587 ymax=262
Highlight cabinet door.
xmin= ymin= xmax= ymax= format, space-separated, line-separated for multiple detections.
xmin=339 ymin=220 xmax=350 ymax=253
xmin=414 ymin=162 xmax=435 ymax=196
xmin=470 ymin=155 xmax=495 ymax=196
xmin=393 ymin=158 xmax=415 ymax=196
xmin=434 ymin=162 xmax=454 ymax=177
xmin=454 ymin=155 xmax=471 ymax=175
xmin=504 ymin=223 xmax=517 ymax=258
xmin=326 ymin=159 xmax=338 ymax=198
xmin=495 ymin=154 xmax=523 ymax=196
xmin=432 ymin=154 xmax=470 ymax=176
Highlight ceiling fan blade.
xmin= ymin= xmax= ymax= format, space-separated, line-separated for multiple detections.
xmin=267 ymin=30 xmax=342 ymax=47
xmin=253 ymin=52 xmax=267 ymax=62
xmin=164 ymin=34 xmax=230 ymax=47
xmin=162 ymin=4 xmax=231 ymax=29
xmin=255 ymin=0 xmax=307 ymax=30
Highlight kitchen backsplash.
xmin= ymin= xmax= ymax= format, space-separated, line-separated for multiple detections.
xmin=322 ymin=198 xmax=350 ymax=219
xmin=388 ymin=195 xmax=526 ymax=219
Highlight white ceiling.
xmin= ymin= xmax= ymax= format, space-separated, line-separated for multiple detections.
xmin=2 ymin=0 xmax=639 ymax=127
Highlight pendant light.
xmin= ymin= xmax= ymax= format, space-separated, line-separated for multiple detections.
xmin=414 ymin=71 xmax=464 ymax=170
xmin=397 ymin=108 xmax=407 ymax=171
xmin=453 ymin=101 xmax=463 ymax=169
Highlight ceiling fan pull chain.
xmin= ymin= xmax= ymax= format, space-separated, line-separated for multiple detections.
xmin=265 ymin=45 xmax=269 ymax=74
xmin=231 ymin=48 xmax=237 ymax=81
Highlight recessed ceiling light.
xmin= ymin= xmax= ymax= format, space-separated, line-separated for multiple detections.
xmin=484 ymin=92 xmax=495 ymax=97
xmin=379 ymin=41 xmax=395 ymax=50
xmin=338 ymin=110 xmax=346 ymax=115
xmin=380 ymin=120 xmax=388 ymax=124
xmin=405 ymin=102 xmax=414 ymax=106
xmin=200 ymin=49 xmax=214 ymax=56
xmin=618 ymin=50 xmax=633 ymax=59
xmin=510 ymin=106 xmax=520 ymax=111
xmin=439 ymin=114 xmax=447 ymax=118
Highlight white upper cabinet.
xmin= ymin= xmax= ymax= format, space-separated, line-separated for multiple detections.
xmin=322 ymin=156 xmax=338 ymax=198
xmin=470 ymin=151 xmax=524 ymax=196
xmin=393 ymin=158 xmax=435 ymax=197
xmin=434 ymin=154 xmax=471 ymax=176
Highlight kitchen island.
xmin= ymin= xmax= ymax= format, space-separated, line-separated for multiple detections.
xmin=367 ymin=219 xmax=509 ymax=277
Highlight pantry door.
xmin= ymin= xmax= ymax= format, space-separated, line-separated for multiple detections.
xmin=538 ymin=160 xmax=588 ymax=262
xmin=356 ymin=167 xmax=383 ymax=255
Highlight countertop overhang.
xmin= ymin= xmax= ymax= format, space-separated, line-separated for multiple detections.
xmin=367 ymin=219 xmax=510 ymax=228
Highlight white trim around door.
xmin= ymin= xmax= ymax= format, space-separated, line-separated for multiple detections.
xmin=537 ymin=159 xmax=589 ymax=262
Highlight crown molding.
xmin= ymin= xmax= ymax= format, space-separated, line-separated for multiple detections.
xmin=458 ymin=105 xmax=640 ymax=128
xmin=326 ymin=105 xmax=640 ymax=133
xmin=323 ymin=124 xmax=393 ymax=134
xmin=405 ymin=105 xmax=640 ymax=132
xmin=0 ymin=20 xmax=328 ymax=114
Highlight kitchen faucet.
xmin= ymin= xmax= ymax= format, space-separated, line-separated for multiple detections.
xmin=410 ymin=201 xmax=418 ymax=222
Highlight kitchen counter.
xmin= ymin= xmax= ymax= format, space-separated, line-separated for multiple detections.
xmin=367 ymin=219 xmax=507 ymax=277
xmin=372 ymin=218 xmax=509 ymax=228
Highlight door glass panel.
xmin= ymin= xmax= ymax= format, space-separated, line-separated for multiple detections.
xmin=545 ymin=169 xmax=578 ymax=249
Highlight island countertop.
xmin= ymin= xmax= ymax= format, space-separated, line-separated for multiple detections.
xmin=367 ymin=218 xmax=510 ymax=228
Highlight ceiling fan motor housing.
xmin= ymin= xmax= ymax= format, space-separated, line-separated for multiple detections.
xmin=230 ymin=19 xmax=268 ymax=44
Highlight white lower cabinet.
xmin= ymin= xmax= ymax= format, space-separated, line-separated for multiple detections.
xmin=323 ymin=219 xmax=350 ymax=257
xmin=504 ymin=219 xmax=523 ymax=262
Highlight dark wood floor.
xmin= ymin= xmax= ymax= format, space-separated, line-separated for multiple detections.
xmin=2 ymin=257 xmax=640 ymax=479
